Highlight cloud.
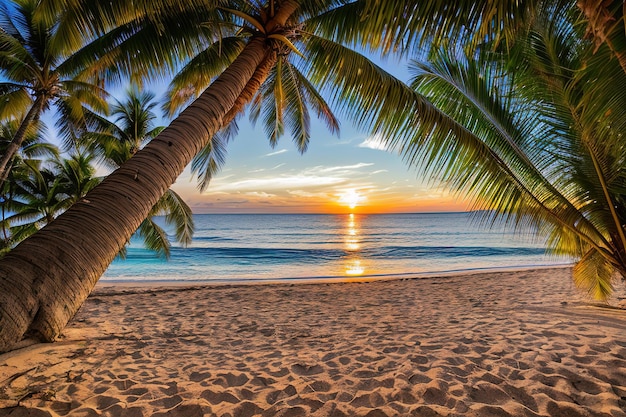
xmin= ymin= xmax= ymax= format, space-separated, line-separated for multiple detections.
xmin=359 ymin=133 xmax=393 ymax=151
xmin=208 ymin=175 xmax=346 ymax=193
xmin=288 ymin=190 xmax=332 ymax=199
xmin=265 ymin=149 xmax=288 ymax=157
xmin=244 ymin=191 xmax=276 ymax=199
xmin=313 ymin=163 xmax=374 ymax=173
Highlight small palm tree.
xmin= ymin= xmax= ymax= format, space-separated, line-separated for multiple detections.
xmin=53 ymin=152 xmax=100 ymax=204
xmin=2 ymin=152 xmax=97 ymax=250
xmin=85 ymin=88 xmax=193 ymax=257
xmin=0 ymin=0 xmax=108 ymax=186
xmin=6 ymin=161 xmax=68 ymax=242
xmin=0 ymin=120 xmax=59 ymax=253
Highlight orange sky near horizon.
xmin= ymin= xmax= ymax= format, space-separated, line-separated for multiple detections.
xmin=169 ymin=127 xmax=473 ymax=215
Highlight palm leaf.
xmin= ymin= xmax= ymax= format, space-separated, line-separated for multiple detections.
xmin=164 ymin=36 xmax=245 ymax=116
xmin=573 ymin=249 xmax=616 ymax=300
xmin=136 ymin=217 xmax=171 ymax=259
xmin=191 ymin=123 xmax=235 ymax=192
xmin=158 ymin=189 xmax=194 ymax=247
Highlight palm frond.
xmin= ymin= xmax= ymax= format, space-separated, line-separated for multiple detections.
xmin=157 ymin=189 xmax=194 ymax=247
xmin=164 ymin=36 xmax=245 ymax=116
xmin=136 ymin=217 xmax=171 ymax=259
xmin=573 ymin=248 xmax=616 ymax=300
xmin=0 ymin=87 xmax=32 ymax=121
xmin=191 ymin=123 xmax=235 ymax=192
xmin=306 ymin=0 xmax=541 ymax=56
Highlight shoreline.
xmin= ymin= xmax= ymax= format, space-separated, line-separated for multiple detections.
xmin=96 ymin=263 xmax=573 ymax=289
xmin=2 ymin=267 xmax=626 ymax=417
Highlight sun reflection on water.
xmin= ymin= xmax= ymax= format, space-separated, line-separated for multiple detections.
xmin=344 ymin=213 xmax=365 ymax=276
xmin=345 ymin=260 xmax=364 ymax=275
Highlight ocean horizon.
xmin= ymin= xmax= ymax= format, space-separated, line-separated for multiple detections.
xmin=101 ymin=212 xmax=571 ymax=284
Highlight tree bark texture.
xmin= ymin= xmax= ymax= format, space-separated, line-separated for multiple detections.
xmin=0 ymin=37 xmax=271 ymax=353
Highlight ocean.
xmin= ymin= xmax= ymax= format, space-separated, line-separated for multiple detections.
xmin=100 ymin=212 xmax=570 ymax=284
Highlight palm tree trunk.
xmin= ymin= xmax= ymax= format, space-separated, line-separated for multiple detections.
xmin=223 ymin=51 xmax=277 ymax=126
xmin=0 ymin=96 xmax=45 ymax=189
xmin=0 ymin=37 xmax=271 ymax=353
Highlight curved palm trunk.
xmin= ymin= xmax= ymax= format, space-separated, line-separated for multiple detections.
xmin=0 ymin=37 xmax=271 ymax=353
xmin=223 ymin=51 xmax=277 ymax=126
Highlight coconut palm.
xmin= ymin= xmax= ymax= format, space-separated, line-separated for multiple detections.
xmin=0 ymin=0 xmax=108 ymax=187
xmin=52 ymin=152 xmax=100 ymax=205
xmin=85 ymin=88 xmax=194 ymax=257
xmin=0 ymin=120 xmax=58 ymax=253
xmin=2 ymin=152 xmax=98 ymax=251
xmin=0 ymin=0 xmax=562 ymax=352
xmin=5 ymin=161 xmax=72 ymax=243
xmin=400 ymin=2 xmax=626 ymax=299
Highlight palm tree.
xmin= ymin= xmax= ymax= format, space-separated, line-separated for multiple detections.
xmin=2 ymin=152 xmax=97 ymax=252
xmin=0 ymin=0 xmax=564 ymax=352
xmin=0 ymin=120 xmax=59 ymax=253
xmin=53 ymin=152 xmax=100 ymax=205
xmin=5 ymin=160 xmax=71 ymax=243
xmin=400 ymin=2 xmax=626 ymax=299
xmin=0 ymin=0 xmax=108 ymax=187
xmin=85 ymin=88 xmax=194 ymax=257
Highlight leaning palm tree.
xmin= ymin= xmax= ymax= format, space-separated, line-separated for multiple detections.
xmin=0 ymin=0 xmax=108 ymax=187
xmin=85 ymin=88 xmax=194 ymax=258
xmin=400 ymin=2 xmax=626 ymax=299
xmin=0 ymin=0 xmax=546 ymax=352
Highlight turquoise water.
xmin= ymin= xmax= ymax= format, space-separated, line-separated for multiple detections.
xmin=101 ymin=212 xmax=570 ymax=283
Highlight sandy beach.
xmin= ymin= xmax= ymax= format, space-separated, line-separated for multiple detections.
xmin=1 ymin=267 xmax=626 ymax=416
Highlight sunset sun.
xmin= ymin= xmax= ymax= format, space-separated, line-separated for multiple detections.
xmin=338 ymin=189 xmax=364 ymax=210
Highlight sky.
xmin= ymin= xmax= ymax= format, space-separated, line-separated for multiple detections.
xmin=106 ymin=53 xmax=472 ymax=215
xmin=169 ymin=117 xmax=469 ymax=214
xmin=40 ymin=52 xmax=471 ymax=215
xmin=158 ymin=54 xmax=471 ymax=215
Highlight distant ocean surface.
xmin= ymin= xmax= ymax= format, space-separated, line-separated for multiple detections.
xmin=101 ymin=212 xmax=571 ymax=284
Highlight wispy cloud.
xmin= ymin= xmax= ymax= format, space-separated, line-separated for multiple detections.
xmin=244 ymin=191 xmax=276 ymax=199
xmin=265 ymin=149 xmax=288 ymax=157
xmin=208 ymin=175 xmax=347 ymax=193
xmin=313 ymin=163 xmax=374 ymax=173
xmin=359 ymin=133 xmax=395 ymax=151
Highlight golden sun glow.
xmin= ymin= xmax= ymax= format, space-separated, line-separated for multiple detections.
xmin=338 ymin=189 xmax=365 ymax=209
